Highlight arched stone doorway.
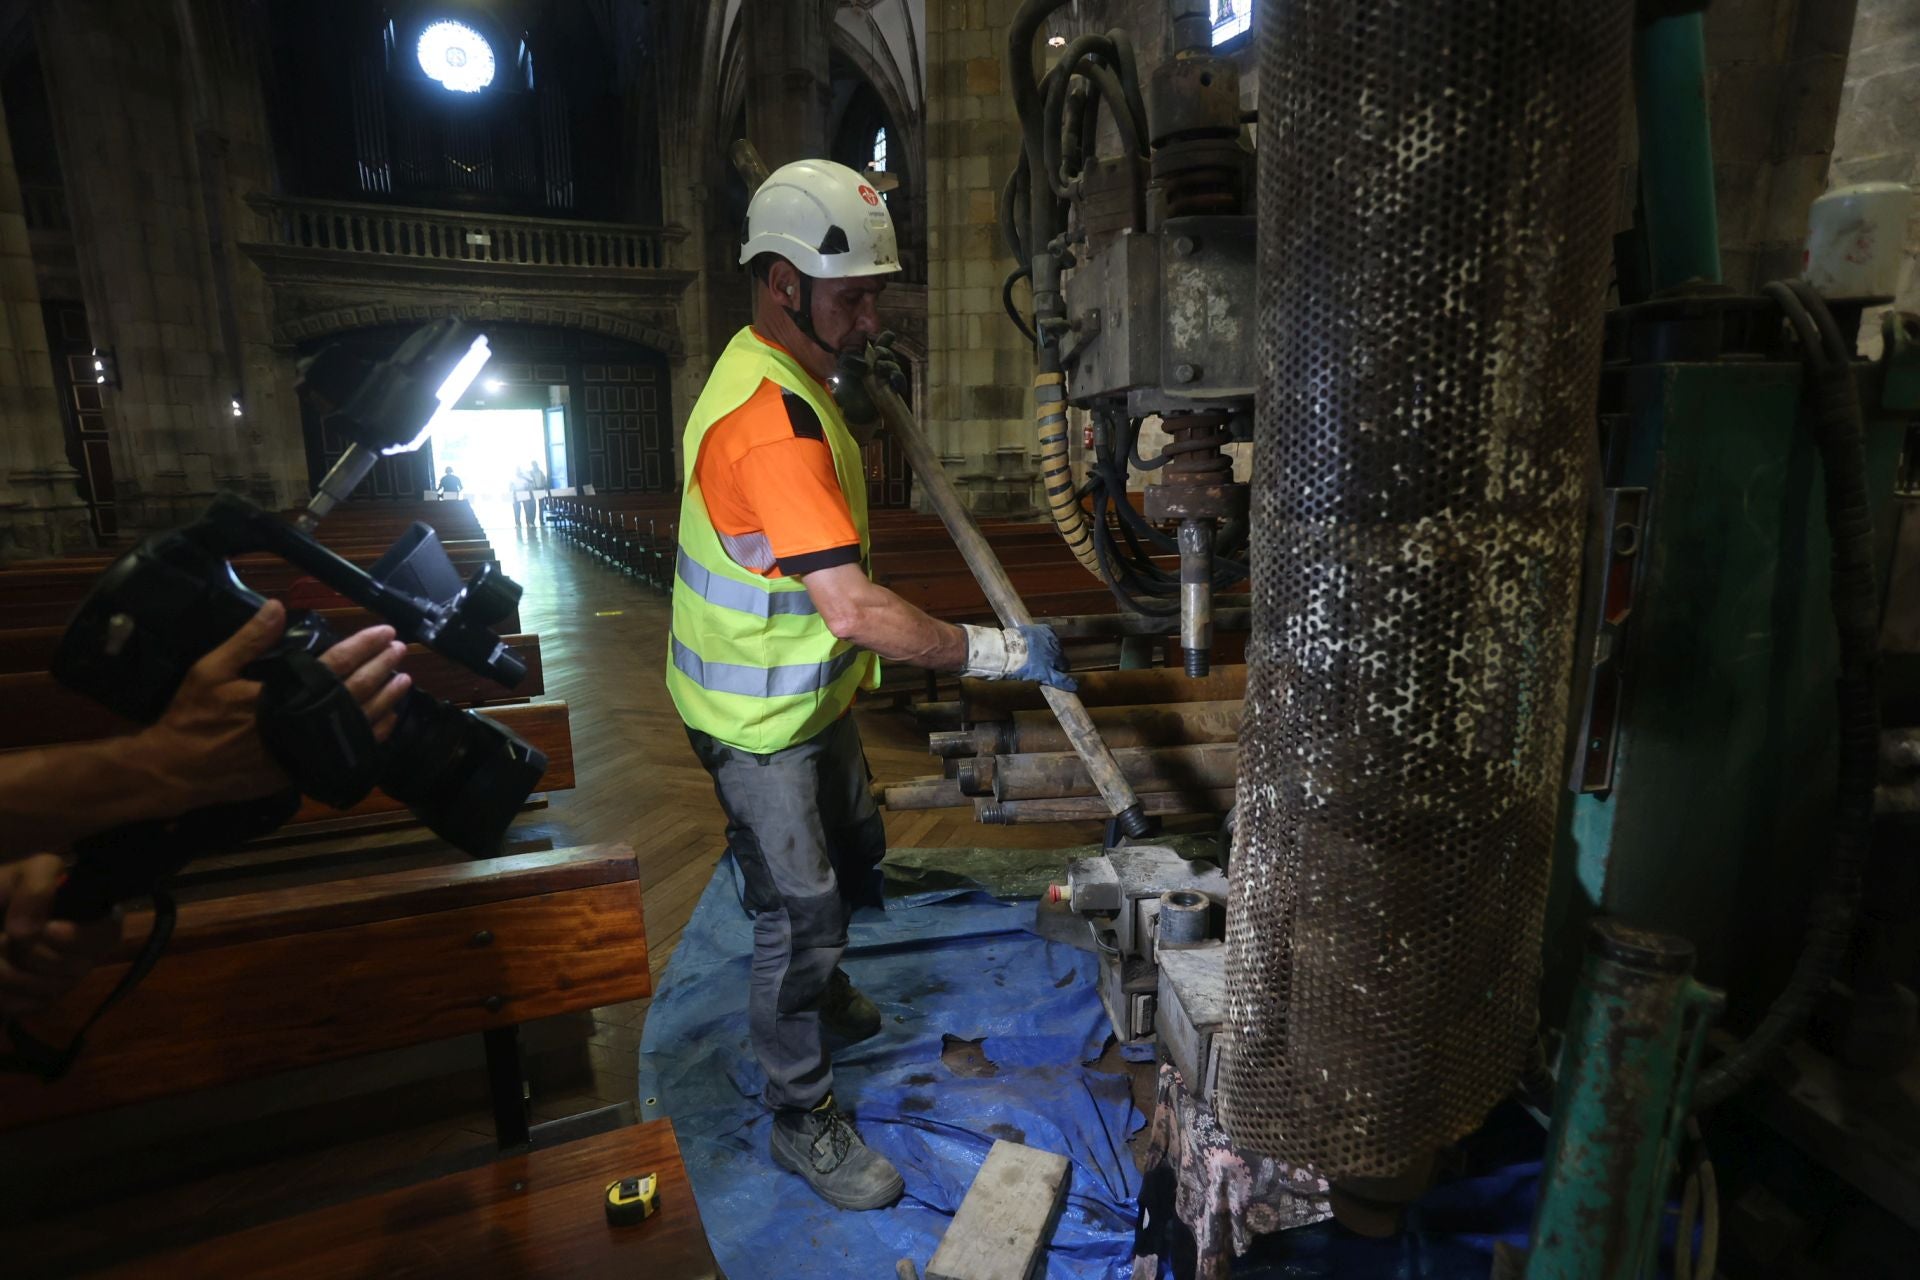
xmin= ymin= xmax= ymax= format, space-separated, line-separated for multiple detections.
xmin=296 ymin=321 xmax=676 ymax=499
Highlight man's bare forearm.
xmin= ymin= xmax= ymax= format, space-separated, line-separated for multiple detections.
xmin=0 ymin=732 xmax=225 ymax=859
xmin=800 ymin=563 xmax=968 ymax=670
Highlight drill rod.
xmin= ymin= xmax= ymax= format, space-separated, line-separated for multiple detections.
xmin=869 ymin=380 xmax=1151 ymax=838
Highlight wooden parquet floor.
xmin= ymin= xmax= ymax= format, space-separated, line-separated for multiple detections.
xmin=0 ymin=510 xmax=1108 ymax=1263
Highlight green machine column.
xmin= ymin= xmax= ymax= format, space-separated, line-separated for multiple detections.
xmin=1524 ymin=921 xmax=1721 ymax=1279
xmin=1551 ymin=348 xmax=1908 ymax=1024
xmin=1633 ymin=12 xmax=1720 ymax=290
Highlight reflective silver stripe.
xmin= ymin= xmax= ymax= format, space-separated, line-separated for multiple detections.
xmin=719 ymin=529 xmax=776 ymax=573
xmin=671 ymin=634 xmax=858 ymax=698
xmin=676 ymin=547 xmax=818 ymax=617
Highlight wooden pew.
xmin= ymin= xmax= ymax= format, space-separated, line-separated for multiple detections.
xmin=0 ymin=844 xmax=645 ymax=1132
xmin=88 ymin=1121 xmax=718 ymax=1279
xmin=0 ymin=846 xmax=717 ymax=1277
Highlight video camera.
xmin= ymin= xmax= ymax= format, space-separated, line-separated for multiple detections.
xmin=46 ymin=319 xmax=545 ymax=920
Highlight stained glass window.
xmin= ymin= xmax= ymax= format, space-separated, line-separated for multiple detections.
xmin=417 ymin=20 xmax=497 ymax=93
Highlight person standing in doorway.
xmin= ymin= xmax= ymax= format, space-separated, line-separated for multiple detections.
xmin=437 ymin=465 xmax=464 ymax=497
xmin=513 ymin=460 xmax=545 ymax=529
xmin=666 ymin=158 xmax=1075 ymax=1213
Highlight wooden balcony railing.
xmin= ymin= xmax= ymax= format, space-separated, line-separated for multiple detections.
xmin=245 ymin=195 xmax=687 ymax=272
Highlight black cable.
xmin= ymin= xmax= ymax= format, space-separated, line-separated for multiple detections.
xmin=1002 ymin=267 xmax=1037 ymax=345
xmin=0 ymin=891 xmax=177 ymax=1081
xmin=998 ymin=166 xmax=1028 ymax=269
xmin=1693 ymin=280 xmax=1879 ymax=1110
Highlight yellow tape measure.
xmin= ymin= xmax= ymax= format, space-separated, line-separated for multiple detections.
xmin=605 ymin=1173 xmax=659 ymax=1226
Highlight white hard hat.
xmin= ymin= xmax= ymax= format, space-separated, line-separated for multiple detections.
xmin=739 ymin=159 xmax=900 ymax=279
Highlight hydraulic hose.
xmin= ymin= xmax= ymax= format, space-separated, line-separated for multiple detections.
xmin=1036 ymin=370 xmax=1102 ymax=575
xmin=1693 ymin=278 xmax=1880 ymax=1109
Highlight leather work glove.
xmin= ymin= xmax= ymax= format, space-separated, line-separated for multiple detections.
xmin=831 ymin=331 xmax=908 ymax=442
xmin=960 ymin=623 xmax=1077 ymax=692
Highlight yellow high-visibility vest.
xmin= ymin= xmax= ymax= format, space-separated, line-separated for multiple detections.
xmin=665 ymin=327 xmax=877 ymax=753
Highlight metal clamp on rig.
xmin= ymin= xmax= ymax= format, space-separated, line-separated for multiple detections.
xmin=1003 ymin=0 xmax=1251 ymax=677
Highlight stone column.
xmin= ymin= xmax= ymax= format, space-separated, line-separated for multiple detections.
xmin=923 ymin=0 xmax=1036 ymax=514
xmin=35 ymin=0 xmax=301 ymax=533
xmin=744 ymin=0 xmax=833 ymax=168
xmin=1830 ymin=0 xmax=1920 ymax=357
xmin=0 ymin=90 xmax=90 ymax=558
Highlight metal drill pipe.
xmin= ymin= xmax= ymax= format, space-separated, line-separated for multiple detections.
xmin=933 ymin=700 xmax=1244 ymax=758
xmin=977 ymin=788 xmax=1237 ymax=824
xmin=868 ymin=379 xmax=1150 ymax=837
xmin=992 ymin=742 xmax=1239 ymax=801
xmin=960 ymin=663 xmax=1247 ymax=720
xmin=878 ymin=775 xmax=969 ymax=811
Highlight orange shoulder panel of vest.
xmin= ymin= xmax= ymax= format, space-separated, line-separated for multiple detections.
xmin=694 ymin=378 xmax=861 ymax=579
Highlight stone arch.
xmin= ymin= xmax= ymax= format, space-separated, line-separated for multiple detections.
xmin=830 ymin=13 xmax=920 ymax=187
xmin=277 ymin=299 xmax=684 ymax=360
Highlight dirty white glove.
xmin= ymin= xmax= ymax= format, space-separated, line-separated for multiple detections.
xmin=960 ymin=624 xmax=1076 ymax=691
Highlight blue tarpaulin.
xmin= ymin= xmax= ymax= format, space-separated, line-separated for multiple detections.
xmin=638 ymin=864 xmax=1144 ymax=1280
xmin=639 ymin=858 xmax=1558 ymax=1280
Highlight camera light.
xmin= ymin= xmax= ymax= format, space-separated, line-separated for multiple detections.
xmin=1048 ymin=34 xmax=1067 ymax=47
xmin=485 ymin=378 xmax=504 ymax=392
xmin=382 ymin=333 xmax=493 ymax=456
xmin=231 ymin=397 xmax=244 ymax=417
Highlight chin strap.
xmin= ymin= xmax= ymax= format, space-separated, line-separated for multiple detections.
xmin=783 ymin=275 xmax=842 ymax=363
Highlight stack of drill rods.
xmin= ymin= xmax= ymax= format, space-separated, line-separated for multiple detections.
xmin=881 ymin=666 xmax=1249 ymax=824
xmin=931 ymin=699 xmax=1242 ymax=758
xmin=906 ymin=663 xmax=1250 ymax=731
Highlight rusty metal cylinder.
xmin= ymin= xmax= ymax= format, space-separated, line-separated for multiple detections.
xmin=1219 ymin=0 xmax=1631 ymax=1185
xmin=879 ymin=776 xmax=968 ymax=811
xmin=992 ymin=742 xmax=1238 ymax=801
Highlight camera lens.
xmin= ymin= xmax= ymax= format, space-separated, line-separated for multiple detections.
xmin=380 ymin=691 xmax=547 ymax=855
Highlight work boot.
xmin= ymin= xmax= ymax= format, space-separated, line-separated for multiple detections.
xmin=819 ymin=967 xmax=882 ymax=1043
xmin=770 ymin=1096 xmax=905 ymax=1211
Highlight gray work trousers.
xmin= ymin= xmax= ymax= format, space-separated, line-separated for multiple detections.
xmin=686 ymin=714 xmax=886 ymax=1112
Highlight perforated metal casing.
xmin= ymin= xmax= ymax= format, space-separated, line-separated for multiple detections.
xmin=1217 ymin=0 xmax=1632 ymax=1179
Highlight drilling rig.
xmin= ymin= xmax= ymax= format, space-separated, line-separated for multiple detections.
xmin=958 ymin=0 xmax=1920 ymax=1273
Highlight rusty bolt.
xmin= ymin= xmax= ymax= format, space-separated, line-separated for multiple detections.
xmin=1174 ymin=363 xmax=1200 ymax=383
xmin=1173 ymin=236 xmax=1196 ymax=257
xmin=472 ymin=929 xmax=494 ymax=947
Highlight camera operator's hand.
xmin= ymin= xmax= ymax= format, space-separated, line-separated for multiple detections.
xmin=138 ymin=601 xmax=410 ymax=806
xmin=1 ymin=603 xmax=415 ymax=861
xmin=0 ymin=854 xmax=123 ymax=1017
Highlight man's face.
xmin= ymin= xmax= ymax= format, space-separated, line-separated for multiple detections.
xmin=808 ymin=275 xmax=887 ymax=355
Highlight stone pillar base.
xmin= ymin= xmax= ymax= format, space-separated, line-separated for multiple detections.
xmin=0 ymin=468 xmax=95 ymax=558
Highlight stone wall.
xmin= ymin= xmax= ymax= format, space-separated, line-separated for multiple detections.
xmin=34 ymin=0 xmax=301 ymax=531
xmin=1829 ymin=0 xmax=1920 ymax=356
xmin=922 ymin=0 xmax=1037 ymax=513
xmin=0 ymin=88 xmax=88 ymax=557
xmin=1705 ymin=0 xmax=1859 ymax=290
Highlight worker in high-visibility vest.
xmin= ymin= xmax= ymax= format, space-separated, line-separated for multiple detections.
xmin=668 ymin=159 xmax=1074 ymax=1212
